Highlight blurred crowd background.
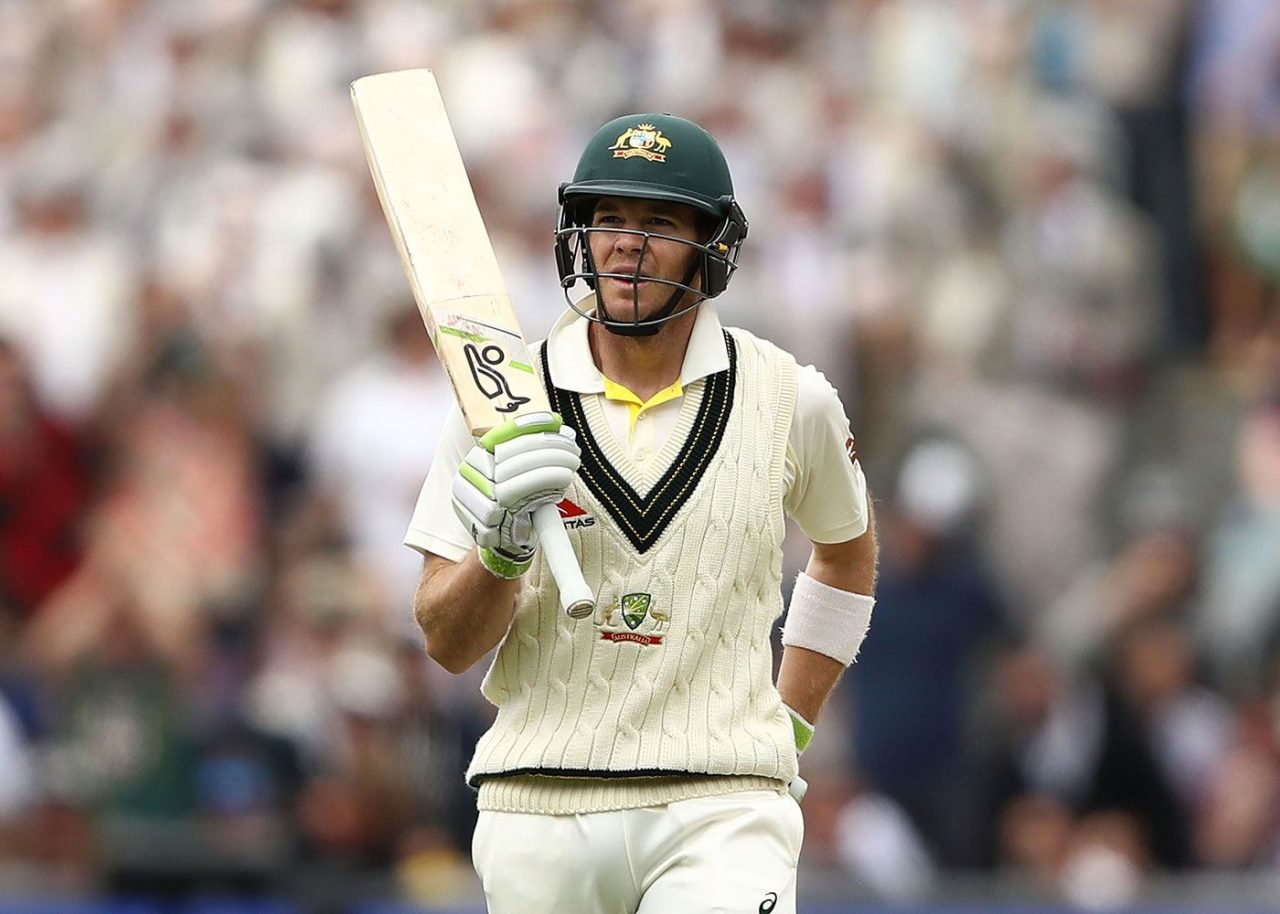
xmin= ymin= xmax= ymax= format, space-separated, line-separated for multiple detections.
xmin=3 ymin=0 xmax=1280 ymax=910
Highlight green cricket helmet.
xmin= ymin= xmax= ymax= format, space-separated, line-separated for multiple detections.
xmin=555 ymin=113 xmax=749 ymax=336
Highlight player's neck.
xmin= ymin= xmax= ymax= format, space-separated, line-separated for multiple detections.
xmin=588 ymin=311 xmax=696 ymax=402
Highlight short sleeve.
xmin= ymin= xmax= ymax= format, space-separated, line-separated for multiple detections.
xmin=403 ymin=402 xmax=475 ymax=562
xmin=783 ymin=364 xmax=869 ymax=543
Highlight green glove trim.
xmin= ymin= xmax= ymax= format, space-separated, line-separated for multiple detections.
xmin=479 ymin=546 xmax=533 ymax=580
xmin=785 ymin=704 xmax=815 ymax=754
xmin=479 ymin=414 xmax=563 ymax=452
xmin=459 ymin=462 xmax=494 ymax=498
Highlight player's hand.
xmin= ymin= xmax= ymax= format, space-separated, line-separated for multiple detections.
xmin=451 ymin=412 xmax=581 ymax=579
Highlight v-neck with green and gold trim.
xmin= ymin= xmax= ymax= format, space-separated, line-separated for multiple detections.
xmin=539 ymin=332 xmax=736 ymax=553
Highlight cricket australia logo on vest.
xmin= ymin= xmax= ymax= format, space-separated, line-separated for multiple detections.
xmin=599 ymin=593 xmax=667 ymax=646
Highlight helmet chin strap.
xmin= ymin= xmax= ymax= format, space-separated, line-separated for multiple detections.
xmin=598 ymin=256 xmax=704 ymax=337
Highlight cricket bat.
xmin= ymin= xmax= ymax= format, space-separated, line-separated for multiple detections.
xmin=351 ymin=68 xmax=595 ymax=619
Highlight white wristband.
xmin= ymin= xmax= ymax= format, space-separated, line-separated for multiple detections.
xmin=781 ymin=572 xmax=875 ymax=666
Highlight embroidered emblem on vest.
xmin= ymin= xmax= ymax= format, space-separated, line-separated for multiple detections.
xmin=599 ymin=593 xmax=667 ymax=646
xmin=620 ymin=592 xmax=650 ymax=629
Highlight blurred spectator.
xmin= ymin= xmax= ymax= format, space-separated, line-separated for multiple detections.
xmin=1041 ymin=518 xmax=1200 ymax=671
xmin=1188 ymin=0 xmax=1280 ymax=349
xmin=243 ymin=548 xmax=385 ymax=767
xmin=1111 ymin=618 xmax=1236 ymax=825
xmin=29 ymin=571 xmax=199 ymax=818
xmin=0 ymin=338 xmax=92 ymax=617
xmin=834 ymin=783 xmax=937 ymax=902
xmin=998 ymin=792 xmax=1076 ymax=887
xmin=999 ymin=799 xmax=1149 ymax=908
xmin=1194 ymin=694 xmax=1280 ymax=868
xmin=973 ymin=641 xmax=1192 ymax=871
xmin=1057 ymin=809 xmax=1149 ymax=909
xmin=0 ymin=128 xmax=137 ymax=421
xmin=0 ymin=693 xmax=34 ymax=830
xmin=294 ymin=635 xmax=410 ymax=867
xmin=90 ymin=322 xmax=261 ymax=654
xmin=308 ymin=305 xmax=454 ymax=628
xmin=845 ymin=436 xmax=1007 ymax=865
xmin=1199 ymin=398 xmax=1280 ymax=695
xmin=1000 ymin=97 xmax=1158 ymax=397
xmin=1076 ymin=0 xmax=1202 ymax=353
xmin=253 ymin=0 xmax=370 ymax=155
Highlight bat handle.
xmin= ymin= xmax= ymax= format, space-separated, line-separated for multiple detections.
xmin=532 ymin=503 xmax=595 ymax=619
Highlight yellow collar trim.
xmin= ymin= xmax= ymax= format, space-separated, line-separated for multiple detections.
xmin=601 ymin=376 xmax=684 ymax=434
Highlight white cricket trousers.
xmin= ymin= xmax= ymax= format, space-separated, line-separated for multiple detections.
xmin=472 ymin=789 xmax=803 ymax=913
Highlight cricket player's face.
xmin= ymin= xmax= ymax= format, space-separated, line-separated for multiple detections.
xmin=588 ymin=197 xmax=705 ymax=321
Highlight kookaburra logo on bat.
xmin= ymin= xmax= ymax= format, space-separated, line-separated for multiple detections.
xmin=464 ymin=342 xmax=530 ymax=413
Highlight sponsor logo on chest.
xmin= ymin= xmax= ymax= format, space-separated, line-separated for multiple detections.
xmin=556 ymin=497 xmax=596 ymax=530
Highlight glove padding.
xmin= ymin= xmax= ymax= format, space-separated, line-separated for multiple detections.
xmin=451 ymin=412 xmax=580 ymax=578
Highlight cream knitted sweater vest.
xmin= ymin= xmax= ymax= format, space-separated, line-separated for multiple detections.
xmin=467 ymin=329 xmax=800 ymax=811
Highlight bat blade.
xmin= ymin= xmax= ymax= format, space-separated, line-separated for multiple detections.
xmin=352 ymin=68 xmax=594 ymax=619
xmin=351 ymin=68 xmax=546 ymax=436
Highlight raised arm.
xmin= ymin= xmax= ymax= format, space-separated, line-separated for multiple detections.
xmin=411 ymin=412 xmax=581 ymax=674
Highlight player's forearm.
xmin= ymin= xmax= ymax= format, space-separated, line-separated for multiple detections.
xmin=776 ymin=646 xmax=845 ymax=724
xmin=414 ymin=552 xmax=520 ymax=674
xmin=778 ymin=505 xmax=879 ymax=724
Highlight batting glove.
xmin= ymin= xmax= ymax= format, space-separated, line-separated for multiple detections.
xmin=451 ymin=412 xmax=581 ymax=579
xmin=785 ymin=704 xmax=814 ymax=804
